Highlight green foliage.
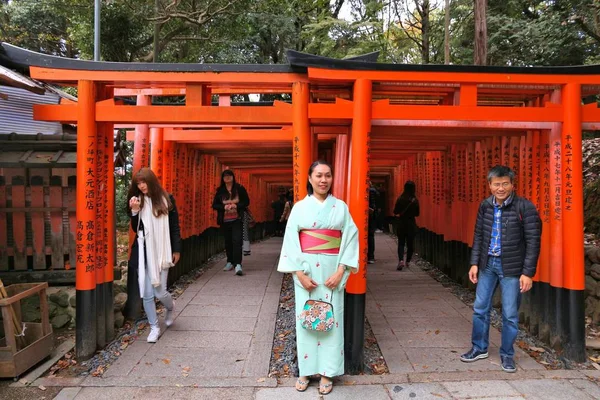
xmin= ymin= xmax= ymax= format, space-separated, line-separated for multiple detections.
xmin=115 ymin=130 xmax=133 ymax=229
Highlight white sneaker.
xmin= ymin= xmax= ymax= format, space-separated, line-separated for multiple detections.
xmin=147 ymin=325 xmax=160 ymax=343
xmin=223 ymin=262 xmax=234 ymax=271
xmin=235 ymin=264 xmax=243 ymax=276
xmin=165 ymin=302 xmax=175 ymax=327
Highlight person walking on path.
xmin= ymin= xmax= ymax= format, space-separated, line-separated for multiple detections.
xmin=279 ymin=194 xmax=292 ymax=231
xmin=271 ymin=194 xmax=287 ymax=236
xmin=127 ymin=168 xmax=181 ymax=343
xmin=460 ymin=165 xmax=541 ymax=373
xmin=212 ymin=169 xmax=250 ymax=276
xmin=367 ymin=180 xmax=379 ymax=264
xmin=242 ymin=209 xmax=253 ymax=256
xmin=393 ymin=181 xmax=420 ymax=271
xmin=277 ymin=160 xmax=359 ymax=395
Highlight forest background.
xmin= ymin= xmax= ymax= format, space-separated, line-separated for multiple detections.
xmin=0 ymin=0 xmax=599 ymax=234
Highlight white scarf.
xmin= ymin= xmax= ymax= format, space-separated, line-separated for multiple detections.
xmin=137 ymin=195 xmax=174 ymax=297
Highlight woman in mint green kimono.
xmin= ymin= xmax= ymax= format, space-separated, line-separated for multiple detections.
xmin=277 ymin=160 xmax=359 ymax=395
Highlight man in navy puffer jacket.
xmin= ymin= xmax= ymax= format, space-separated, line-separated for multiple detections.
xmin=460 ymin=165 xmax=541 ymax=373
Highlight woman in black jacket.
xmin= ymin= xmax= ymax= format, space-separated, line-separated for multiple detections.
xmin=212 ymin=170 xmax=250 ymax=276
xmin=393 ymin=181 xmax=420 ymax=271
xmin=127 ymin=168 xmax=181 ymax=343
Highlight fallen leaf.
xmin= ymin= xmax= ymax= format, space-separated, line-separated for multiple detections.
xmin=529 ymin=346 xmax=546 ymax=353
xmin=256 ymin=378 xmax=265 ymax=383
xmin=19 ymin=378 xmax=29 ymax=385
xmin=434 ymin=329 xmax=440 ymax=335
xmin=162 ymin=359 xmax=171 ymax=364
xmin=38 ymin=385 xmax=47 ymax=391
xmin=592 ymin=362 xmax=600 ymax=370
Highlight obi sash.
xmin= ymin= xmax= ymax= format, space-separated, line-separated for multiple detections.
xmin=299 ymin=229 xmax=342 ymax=255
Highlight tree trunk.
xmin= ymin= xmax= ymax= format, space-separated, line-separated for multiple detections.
xmin=153 ymin=0 xmax=161 ymax=62
xmin=444 ymin=0 xmax=450 ymax=64
xmin=474 ymin=0 xmax=487 ymax=65
xmin=421 ymin=0 xmax=430 ymax=64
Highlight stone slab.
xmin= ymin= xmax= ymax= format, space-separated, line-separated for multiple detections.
xmin=255 ymin=385 xmax=391 ymax=400
xmin=189 ymin=294 xmax=264 ymax=306
xmin=53 ymin=387 xmax=83 ymax=400
xmin=155 ymin=330 xmax=253 ymax=349
xmin=242 ymin=340 xmax=273 ymax=377
xmin=509 ymin=378 xmax=593 ymax=400
xmin=371 ymin=316 xmax=472 ymax=333
xmin=180 ymin=304 xmax=260 ymax=318
xmin=128 ymin=347 xmax=247 ymax=377
xmin=169 ymin=316 xmax=257 ymax=332
xmin=375 ymin=305 xmax=463 ymax=318
xmin=198 ymin=285 xmax=266 ymax=296
xmin=404 ymin=347 xmax=504 ymax=373
xmin=570 ymin=379 xmax=600 ymax=399
xmin=393 ymin=331 xmax=473 ymax=348
xmin=442 ymin=380 xmax=521 ymax=398
xmin=387 ymin=383 xmax=452 ymax=399
xmin=71 ymin=387 xmax=256 ymax=400
xmin=80 ymin=375 xmax=277 ymax=387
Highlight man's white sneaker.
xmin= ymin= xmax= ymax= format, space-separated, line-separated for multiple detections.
xmin=165 ymin=302 xmax=176 ymax=327
xmin=223 ymin=262 xmax=234 ymax=271
xmin=147 ymin=325 xmax=160 ymax=343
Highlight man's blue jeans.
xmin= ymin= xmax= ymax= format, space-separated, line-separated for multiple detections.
xmin=471 ymin=256 xmax=521 ymax=358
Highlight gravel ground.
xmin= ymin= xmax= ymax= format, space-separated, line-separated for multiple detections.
xmin=268 ymin=273 xmax=389 ymax=378
xmin=411 ymin=247 xmax=597 ymax=370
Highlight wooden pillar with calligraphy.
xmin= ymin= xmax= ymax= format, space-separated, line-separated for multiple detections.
xmin=345 ymin=78 xmax=371 ymax=374
xmin=292 ymin=82 xmax=311 ymax=202
xmin=75 ymin=80 xmax=98 ymax=360
xmin=104 ymin=117 xmax=115 ymax=343
xmin=95 ymin=113 xmax=107 ymax=349
xmin=562 ymin=83 xmax=585 ymax=361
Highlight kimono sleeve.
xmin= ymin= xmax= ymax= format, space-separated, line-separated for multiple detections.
xmin=337 ymin=201 xmax=359 ymax=274
xmin=277 ymin=201 xmax=310 ymax=273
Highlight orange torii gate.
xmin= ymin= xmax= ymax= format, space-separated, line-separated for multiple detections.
xmin=0 ymin=43 xmax=596 ymax=366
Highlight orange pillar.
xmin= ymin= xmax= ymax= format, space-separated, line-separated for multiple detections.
xmin=132 ymin=95 xmax=151 ymax=173
xmin=562 ymin=83 xmax=585 ymax=361
xmin=332 ymin=134 xmax=349 ymax=200
xmin=75 ymin=80 xmax=97 ymax=360
xmin=292 ymin=82 xmax=311 ymax=202
xmin=150 ymin=128 xmax=164 ymax=182
xmin=345 ymin=78 xmax=371 ymax=373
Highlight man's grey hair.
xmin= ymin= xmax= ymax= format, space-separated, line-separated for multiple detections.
xmin=487 ymin=165 xmax=515 ymax=182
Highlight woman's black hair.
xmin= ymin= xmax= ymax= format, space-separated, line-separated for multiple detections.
xmin=219 ymin=169 xmax=238 ymax=199
xmin=401 ymin=180 xmax=417 ymax=199
xmin=306 ymin=160 xmax=333 ymax=195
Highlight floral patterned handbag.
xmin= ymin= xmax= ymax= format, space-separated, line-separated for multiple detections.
xmin=299 ymin=292 xmax=335 ymax=332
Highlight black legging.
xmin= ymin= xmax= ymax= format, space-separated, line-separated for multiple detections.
xmin=397 ymin=231 xmax=415 ymax=263
xmin=223 ymin=219 xmax=243 ymax=265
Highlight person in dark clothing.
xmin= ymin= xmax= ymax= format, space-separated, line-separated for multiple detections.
xmin=127 ymin=168 xmax=181 ymax=343
xmin=393 ymin=180 xmax=420 ymax=271
xmin=271 ymin=194 xmax=286 ymax=236
xmin=212 ymin=169 xmax=250 ymax=276
xmin=367 ymin=181 xmax=379 ymax=263
xmin=460 ymin=165 xmax=541 ymax=373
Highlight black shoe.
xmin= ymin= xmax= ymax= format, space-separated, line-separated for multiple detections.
xmin=501 ymin=356 xmax=516 ymax=373
xmin=396 ymin=262 xmax=404 ymax=271
xmin=460 ymin=348 xmax=489 ymax=362
xmin=243 ymin=251 xmax=251 ymax=256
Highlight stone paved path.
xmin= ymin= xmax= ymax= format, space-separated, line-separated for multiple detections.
xmin=25 ymin=235 xmax=600 ymax=399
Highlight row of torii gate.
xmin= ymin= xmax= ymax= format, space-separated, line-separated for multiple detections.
xmin=0 ymin=43 xmax=595 ymax=367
